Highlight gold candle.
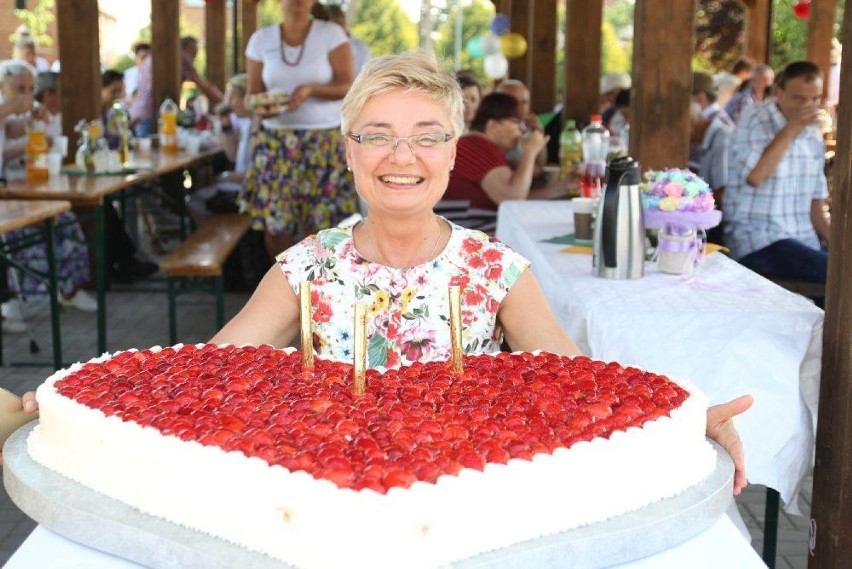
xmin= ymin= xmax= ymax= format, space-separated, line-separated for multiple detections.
xmin=449 ymin=285 xmax=463 ymax=374
xmin=300 ymin=282 xmax=314 ymax=370
xmin=353 ymin=303 xmax=367 ymax=395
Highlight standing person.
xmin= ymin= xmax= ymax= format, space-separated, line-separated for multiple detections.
xmin=323 ymin=5 xmax=372 ymax=77
xmin=12 ymin=35 xmax=49 ymax=73
xmin=124 ymin=43 xmax=151 ymax=105
xmin=241 ymin=0 xmax=356 ymax=259
xmin=725 ymin=63 xmax=774 ymax=124
xmin=181 ymin=36 xmax=224 ymax=105
xmin=128 ymin=53 xmax=153 ymax=137
xmin=724 ymin=61 xmax=830 ymax=285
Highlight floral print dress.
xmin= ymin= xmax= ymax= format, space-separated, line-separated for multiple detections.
xmin=276 ymin=220 xmax=530 ymax=368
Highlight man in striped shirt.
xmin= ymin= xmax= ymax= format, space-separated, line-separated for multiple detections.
xmin=723 ymin=61 xmax=831 ymax=284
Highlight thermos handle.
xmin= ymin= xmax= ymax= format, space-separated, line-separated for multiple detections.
xmin=601 ymin=169 xmax=629 ymax=268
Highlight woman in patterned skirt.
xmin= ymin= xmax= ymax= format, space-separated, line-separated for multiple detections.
xmin=242 ymin=0 xmax=357 ymax=259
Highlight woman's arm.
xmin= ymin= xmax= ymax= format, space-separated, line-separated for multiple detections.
xmin=210 ymin=265 xmax=301 ymax=348
xmin=246 ymin=58 xmax=265 ymax=96
xmin=498 ymin=269 xmax=581 ymax=356
xmin=479 ymin=130 xmax=548 ymax=204
xmin=287 ymin=42 xmax=354 ymax=111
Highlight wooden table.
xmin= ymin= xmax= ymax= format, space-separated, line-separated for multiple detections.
xmin=0 ymin=147 xmax=222 ymax=355
xmin=0 ymin=199 xmax=71 ymax=369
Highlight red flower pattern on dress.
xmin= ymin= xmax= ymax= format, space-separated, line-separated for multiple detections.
xmin=468 ymin=256 xmax=486 ymax=269
xmin=485 ymin=265 xmax=503 ymax=281
xmin=462 ymin=237 xmax=483 ymax=254
xmin=483 ymin=248 xmax=502 ymax=263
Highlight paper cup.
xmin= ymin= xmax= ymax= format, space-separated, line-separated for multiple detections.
xmin=47 ymin=152 xmax=63 ymax=177
xmin=186 ymin=136 xmax=202 ymax=154
xmin=136 ymin=137 xmax=152 ymax=151
xmin=571 ymin=198 xmax=598 ymax=240
xmin=52 ymin=135 xmax=68 ymax=157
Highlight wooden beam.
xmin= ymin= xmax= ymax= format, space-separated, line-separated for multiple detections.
xmin=152 ymin=0 xmax=181 ymax=113
xmin=807 ymin=0 xmax=838 ymax=100
xmin=744 ymin=0 xmax=771 ymax=63
xmin=631 ymin=0 xmax=694 ymax=170
xmin=809 ymin=6 xmax=852 ymax=568
xmin=564 ymin=0 xmax=602 ymax=125
xmin=508 ymin=1 xmax=531 ymax=85
xmin=206 ymin=0 xmax=228 ymax=92
xmin=56 ymin=0 xmax=100 ymax=159
xmin=241 ymin=0 xmax=259 ymax=72
xmin=530 ymin=0 xmax=557 ymax=113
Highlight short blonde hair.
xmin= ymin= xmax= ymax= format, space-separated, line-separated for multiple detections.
xmin=340 ymin=50 xmax=464 ymax=137
xmin=228 ymin=73 xmax=248 ymax=97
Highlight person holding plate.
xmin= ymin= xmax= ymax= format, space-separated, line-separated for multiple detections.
xmin=242 ymin=0 xmax=357 ymax=260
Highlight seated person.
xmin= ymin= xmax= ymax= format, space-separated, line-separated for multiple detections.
xmin=101 ymin=69 xmax=127 ymax=117
xmin=188 ymin=74 xmax=253 ymax=224
xmin=437 ymin=93 xmax=570 ymax=234
xmin=496 ymin=79 xmax=546 ymax=176
xmin=17 ymin=51 xmax=753 ymax=496
xmin=0 ymin=60 xmax=95 ymax=312
xmin=724 ymin=61 xmax=829 ymax=286
xmin=455 ymin=70 xmax=481 ymax=134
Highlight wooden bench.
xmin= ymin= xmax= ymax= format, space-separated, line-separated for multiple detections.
xmin=160 ymin=214 xmax=252 ymax=343
xmin=768 ymin=277 xmax=826 ymax=300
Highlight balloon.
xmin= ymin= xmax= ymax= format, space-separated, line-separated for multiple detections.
xmin=483 ymin=53 xmax=509 ymax=79
xmin=793 ymin=1 xmax=810 ymax=19
xmin=490 ymin=13 xmax=511 ymax=36
xmin=482 ymin=33 xmax=502 ymax=56
xmin=466 ymin=35 xmax=485 ymax=59
xmin=501 ymin=33 xmax=528 ymax=59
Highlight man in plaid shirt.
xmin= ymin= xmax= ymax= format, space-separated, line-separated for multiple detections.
xmin=723 ymin=61 xmax=831 ymax=284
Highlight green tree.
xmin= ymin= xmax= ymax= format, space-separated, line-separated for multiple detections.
xmin=11 ymin=0 xmax=55 ymax=47
xmin=259 ymin=0 xmax=282 ymax=27
xmin=351 ymin=0 xmax=418 ymax=57
xmin=601 ymin=20 xmax=630 ymax=74
xmin=433 ymin=0 xmax=495 ymax=83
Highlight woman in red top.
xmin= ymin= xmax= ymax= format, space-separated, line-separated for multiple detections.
xmin=439 ymin=93 xmax=569 ymax=234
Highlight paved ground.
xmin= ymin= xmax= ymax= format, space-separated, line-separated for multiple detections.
xmin=0 ymin=277 xmax=812 ymax=567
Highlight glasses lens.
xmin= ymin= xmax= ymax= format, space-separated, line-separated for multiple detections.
xmin=358 ymin=133 xmax=448 ymax=157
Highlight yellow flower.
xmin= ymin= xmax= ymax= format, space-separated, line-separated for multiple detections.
xmin=369 ymin=290 xmax=390 ymax=316
xmin=659 ymin=196 xmax=678 ymax=212
xmin=400 ymin=286 xmax=416 ymax=313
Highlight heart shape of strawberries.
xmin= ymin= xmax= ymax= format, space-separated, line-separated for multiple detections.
xmin=54 ymin=344 xmax=688 ymax=493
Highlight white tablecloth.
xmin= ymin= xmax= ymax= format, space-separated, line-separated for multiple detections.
xmin=6 ymin=518 xmax=765 ymax=568
xmin=497 ymin=200 xmax=823 ymax=514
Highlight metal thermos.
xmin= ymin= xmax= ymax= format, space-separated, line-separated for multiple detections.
xmin=592 ymin=156 xmax=645 ymax=279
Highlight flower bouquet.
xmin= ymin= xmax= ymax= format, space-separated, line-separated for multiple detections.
xmin=639 ymin=169 xmax=722 ymax=275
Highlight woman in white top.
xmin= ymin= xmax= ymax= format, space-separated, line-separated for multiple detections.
xmin=241 ymin=0 xmax=356 ymax=259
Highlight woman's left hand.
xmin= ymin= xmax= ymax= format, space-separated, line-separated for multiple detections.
xmin=287 ymin=85 xmax=313 ymax=112
xmin=706 ymin=395 xmax=754 ymax=496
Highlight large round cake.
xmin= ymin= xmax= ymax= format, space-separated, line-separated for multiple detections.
xmin=28 ymin=344 xmax=715 ymax=568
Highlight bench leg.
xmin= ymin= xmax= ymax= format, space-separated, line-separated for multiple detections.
xmin=167 ymin=277 xmax=177 ymax=345
xmin=215 ymin=276 xmax=224 ymax=332
xmin=762 ymin=488 xmax=780 ymax=568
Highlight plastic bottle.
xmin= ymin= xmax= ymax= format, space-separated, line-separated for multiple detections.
xmin=159 ymin=97 xmax=179 ymax=154
xmin=25 ymin=119 xmax=49 ymax=181
xmin=580 ymin=114 xmax=610 ymax=199
xmin=74 ymin=119 xmax=95 ymax=172
xmin=559 ymin=119 xmax=583 ymax=180
xmin=105 ymin=101 xmax=131 ymax=165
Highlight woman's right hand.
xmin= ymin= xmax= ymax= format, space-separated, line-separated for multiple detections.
xmin=22 ymin=391 xmax=38 ymax=413
xmin=519 ymin=129 xmax=548 ymax=158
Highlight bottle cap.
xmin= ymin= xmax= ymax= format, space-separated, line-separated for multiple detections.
xmin=566 ymin=119 xmax=576 ymax=129
xmin=590 ymin=114 xmax=603 ymax=123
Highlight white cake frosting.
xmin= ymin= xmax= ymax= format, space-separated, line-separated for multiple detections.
xmin=28 ymin=345 xmax=716 ymax=569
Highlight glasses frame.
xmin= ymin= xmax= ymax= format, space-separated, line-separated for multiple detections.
xmin=347 ymin=132 xmax=455 ymax=157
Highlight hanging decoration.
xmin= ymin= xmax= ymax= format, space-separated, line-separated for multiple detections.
xmin=793 ymin=1 xmax=810 ymax=19
xmin=482 ymin=33 xmax=502 ymax=56
xmin=483 ymin=53 xmax=509 ymax=79
xmin=466 ymin=36 xmax=485 ymax=59
xmin=501 ymin=32 xmax=528 ymax=59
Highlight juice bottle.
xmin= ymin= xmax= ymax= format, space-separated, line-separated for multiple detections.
xmin=160 ymin=97 xmax=179 ymax=154
xmin=559 ymin=119 xmax=583 ymax=179
xmin=26 ymin=119 xmax=49 ymax=181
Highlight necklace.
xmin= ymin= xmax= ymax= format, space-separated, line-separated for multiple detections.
xmin=279 ymin=21 xmax=312 ymax=67
xmin=361 ymin=217 xmax=445 ymax=269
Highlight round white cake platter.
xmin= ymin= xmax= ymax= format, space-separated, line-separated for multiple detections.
xmin=4 ymin=422 xmax=733 ymax=569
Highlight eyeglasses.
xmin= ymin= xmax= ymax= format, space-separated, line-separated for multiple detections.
xmin=347 ymin=132 xmax=454 ymax=157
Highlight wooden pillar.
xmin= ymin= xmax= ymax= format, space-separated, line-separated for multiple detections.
xmin=564 ymin=0 xmax=602 ymax=125
xmin=807 ymin=0 xmax=838 ymax=99
xmin=152 ymin=0 xmax=181 ymax=113
xmin=206 ymin=0 xmax=227 ymax=91
xmin=508 ymin=1 xmax=531 ymax=85
xmin=809 ymin=7 xmax=852 ymax=568
xmin=491 ymin=0 xmax=510 ymax=15
xmin=530 ymin=0 xmax=557 ymax=113
xmin=631 ymin=0 xmax=694 ymax=171
xmin=55 ymin=0 xmax=100 ymax=157
xmin=241 ymin=0 xmax=259 ymax=72
xmin=744 ymin=0 xmax=771 ymax=64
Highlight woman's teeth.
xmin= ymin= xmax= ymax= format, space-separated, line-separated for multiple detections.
xmin=380 ymin=175 xmax=423 ymax=185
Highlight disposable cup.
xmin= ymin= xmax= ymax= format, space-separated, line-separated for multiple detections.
xmin=52 ymin=135 xmax=68 ymax=157
xmin=186 ymin=136 xmax=202 ymax=154
xmin=136 ymin=137 xmax=152 ymax=151
xmin=47 ymin=152 xmax=63 ymax=177
xmin=571 ymin=198 xmax=598 ymax=240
